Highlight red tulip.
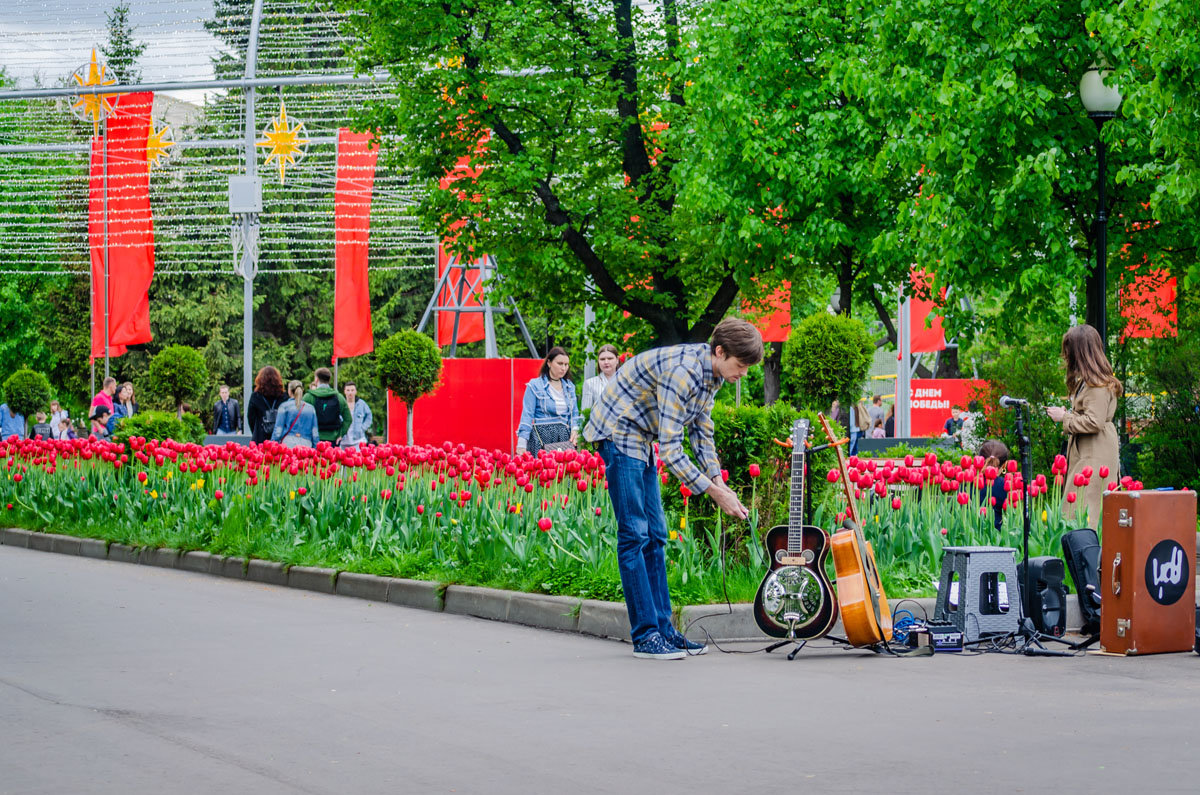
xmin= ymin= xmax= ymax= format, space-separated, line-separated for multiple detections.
xmin=417 ymin=504 xmax=425 ymax=514
xmin=1107 ymin=482 xmax=1118 ymax=491
xmin=13 ymin=473 xmax=21 ymax=482
xmin=720 ymin=469 xmax=729 ymax=483
xmin=435 ymin=511 xmax=443 ymax=518
xmin=1073 ymin=473 xmax=1086 ymax=487
xmin=298 ymin=487 xmax=307 ymax=496
xmin=1098 ymin=466 xmax=1109 ymax=478
xmin=1066 ymin=492 xmax=1077 ymax=503
xmin=214 ymin=490 xmax=224 ymax=500
xmin=891 ymin=497 xmax=902 ymax=510
xmin=1006 ymin=460 xmax=1018 ymax=473
xmin=940 ymin=528 xmax=948 ymax=536
xmin=679 ymin=485 xmax=692 ymax=499
xmin=957 ymin=492 xmax=969 ymax=506
xmin=749 ymin=464 xmax=761 ymax=478
xmin=827 ymin=469 xmax=839 ymax=483
xmin=137 ymin=471 xmax=147 ymax=483
xmin=538 ymin=517 xmax=553 ymax=532
xmin=594 ymin=507 xmax=602 ymax=516
xmin=904 ymin=454 xmax=914 ymax=467
xmin=1132 ymin=481 xmax=1144 ymax=490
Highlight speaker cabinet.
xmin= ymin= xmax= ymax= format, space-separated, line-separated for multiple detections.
xmin=1017 ymin=556 xmax=1068 ymax=637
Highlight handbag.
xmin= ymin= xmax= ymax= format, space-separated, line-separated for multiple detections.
xmin=280 ymin=406 xmax=312 ymax=448
xmin=532 ymin=424 xmax=575 ymax=453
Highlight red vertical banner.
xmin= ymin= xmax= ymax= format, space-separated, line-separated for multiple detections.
xmin=743 ymin=281 xmax=791 ymax=343
xmin=1120 ymin=266 xmax=1177 ymax=339
xmin=333 ymin=128 xmax=378 ymax=358
xmin=907 ymin=268 xmax=947 ymax=354
xmin=436 ymin=247 xmax=485 ymax=345
xmin=89 ymin=92 xmax=156 ymax=359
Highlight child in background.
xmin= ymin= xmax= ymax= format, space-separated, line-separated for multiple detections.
xmin=29 ymin=412 xmax=53 ymax=440
xmin=52 ymin=418 xmax=76 ymax=441
xmin=871 ymin=419 xmax=886 ymax=439
xmin=978 ymin=439 xmax=1011 ymax=531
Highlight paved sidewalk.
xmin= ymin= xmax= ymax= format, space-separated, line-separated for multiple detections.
xmin=2 ymin=545 xmax=1199 ymax=794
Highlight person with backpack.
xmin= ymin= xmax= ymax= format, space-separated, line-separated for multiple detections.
xmin=303 ymin=367 xmax=351 ymax=445
xmin=248 ymin=366 xmax=288 ymax=445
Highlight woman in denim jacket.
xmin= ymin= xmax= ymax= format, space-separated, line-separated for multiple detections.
xmin=272 ymin=380 xmax=320 ymax=448
xmin=340 ymin=381 xmax=373 ymax=448
xmin=516 ymin=347 xmax=580 ymax=454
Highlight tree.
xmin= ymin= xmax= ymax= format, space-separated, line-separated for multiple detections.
xmin=376 ymin=330 xmax=442 ymax=443
xmin=146 ymin=345 xmax=209 ymax=418
xmin=341 ymin=0 xmax=761 ymax=345
xmin=781 ymin=313 xmax=873 ymax=411
xmin=100 ymin=3 xmax=147 ymax=84
xmin=2 ymin=369 xmax=52 ymax=433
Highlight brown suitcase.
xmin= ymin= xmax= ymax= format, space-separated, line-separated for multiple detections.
xmin=1100 ymin=489 xmax=1197 ymax=655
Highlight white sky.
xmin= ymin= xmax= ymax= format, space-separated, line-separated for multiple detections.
xmin=0 ymin=0 xmax=223 ymax=103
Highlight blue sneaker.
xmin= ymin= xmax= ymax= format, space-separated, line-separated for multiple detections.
xmin=663 ymin=627 xmax=708 ymax=655
xmin=633 ymin=632 xmax=686 ymax=660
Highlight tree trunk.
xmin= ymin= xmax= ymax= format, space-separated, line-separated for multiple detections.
xmin=406 ymin=405 xmax=415 ymax=446
xmin=933 ymin=346 xmax=961 ymax=378
xmin=763 ymin=342 xmax=783 ymax=405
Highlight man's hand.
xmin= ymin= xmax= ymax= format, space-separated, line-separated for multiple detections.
xmin=706 ymin=480 xmax=749 ymax=520
xmin=569 ymin=431 xmax=579 ymax=446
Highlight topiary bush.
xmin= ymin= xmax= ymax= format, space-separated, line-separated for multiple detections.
xmin=2 ymin=369 xmax=52 ymax=431
xmin=146 ymin=345 xmax=209 ymax=418
xmin=377 ymin=330 xmax=442 ymax=443
xmin=111 ymin=409 xmax=206 ymax=446
xmin=782 ymin=312 xmax=873 ymax=411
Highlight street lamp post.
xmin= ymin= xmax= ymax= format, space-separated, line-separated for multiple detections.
xmin=1079 ymin=66 xmax=1122 ymax=351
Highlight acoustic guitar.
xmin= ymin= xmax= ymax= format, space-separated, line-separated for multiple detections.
xmin=819 ymin=413 xmax=893 ymax=647
xmin=752 ymin=418 xmax=838 ymax=639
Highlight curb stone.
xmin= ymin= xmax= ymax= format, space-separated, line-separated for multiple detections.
xmin=213 ymin=555 xmax=247 ymax=579
xmin=50 ymin=535 xmax=82 ymax=556
xmin=0 ymin=527 xmax=32 ymax=547
xmin=140 ymin=547 xmax=181 ymax=569
xmin=443 ymin=585 xmax=511 ymax=622
xmin=506 ymin=593 xmax=581 ymax=633
xmin=288 ymin=565 xmax=338 ymax=594
xmin=108 ymin=543 xmax=139 ymax=563
xmin=578 ymin=599 xmax=631 ymax=641
xmin=79 ymin=538 xmax=108 ymax=560
xmin=179 ymin=551 xmax=214 ymax=574
xmin=386 ymin=578 xmax=444 ymax=612
xmin=28 ymin=533 xmax=54 ymax=552
xmin=246 ymin=559 xmax=288 ymax=586
xmin=335 ymin=571 xmax=390 ymax=602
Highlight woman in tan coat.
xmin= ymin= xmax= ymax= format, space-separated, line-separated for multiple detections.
xmin=1045 ymin=324 xmax=1122 ymax=527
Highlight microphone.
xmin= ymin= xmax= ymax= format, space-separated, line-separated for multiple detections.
xmin=998 ymin=395 xmax=1028 ymax=408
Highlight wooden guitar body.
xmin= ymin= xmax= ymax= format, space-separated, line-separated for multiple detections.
xmin=753 ymin=522 xmax=838 ymax=639
xmin=830 ymin=521 xmax=893 ymax=647
xmin=818 ymin=413 xmax=893 ymax=648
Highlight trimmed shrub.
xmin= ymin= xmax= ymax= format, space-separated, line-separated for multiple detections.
xmin=146 ymin=345 xmax=209 ymax=418
xmin=2 ymin=369 xmax=52 ymax=429
xmin=377 ymin=330 xmax=442 ymax=442
xmin=112 ymin=409 xmax=206 ymax=446
xmin=782 ymin=312 xmax=873 ymax=410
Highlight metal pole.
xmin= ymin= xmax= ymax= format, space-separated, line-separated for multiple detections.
xmin=483 ymin=255 xmax=498 ymax=358
xmin=241 ymin=0 xmax=266 ymax=436
xmin=448 ymin=260 xmax=469 ymax=358
xmin=897 ymin=292 xmax=912 ymax=438
xmin=102 ymin=124 xmax=110 ymax=380
xmin=1088 ymin=115 xmax=1111 ymax=352
xmin=582 ymin=297 xmax=596 ymax=381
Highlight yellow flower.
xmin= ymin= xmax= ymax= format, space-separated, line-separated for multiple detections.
xmin=290 ymin=490 xmax=296 ymax=500
xmin=451 ymin=518 xmax=459 ymax=525
xmin=150 ymin=490 xmax=158 ymax=499
xmin=515 ymin=503 xmax=522 ymax=514
xmin=669 ymin=529 xmax=678 ymax=541
xmin=679 ymin=516 xmax=686 ymax=529
xmin=874 ymin=515 xmax=879 ymax=523
xmin=1042 ymin=510 xmax=1048 ymax=521
xmin=164 ymin=471 xmax=173 ymax=480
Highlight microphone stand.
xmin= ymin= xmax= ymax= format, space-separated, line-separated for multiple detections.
xmin=1012 ymin=401 xmax=1073 ymax=655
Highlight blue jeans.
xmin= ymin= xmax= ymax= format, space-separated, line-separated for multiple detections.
xmin=849 ymin=425 xmax=860 ymax=456
xmin=597 ymin=440 xmax=672 ymax=643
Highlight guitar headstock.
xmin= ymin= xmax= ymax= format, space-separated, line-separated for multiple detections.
xmin=817 ymin=412 xmax=860 ymax=526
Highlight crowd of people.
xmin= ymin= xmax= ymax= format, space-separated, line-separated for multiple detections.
xmin=0 ymin=366 xmax=375 ymax=451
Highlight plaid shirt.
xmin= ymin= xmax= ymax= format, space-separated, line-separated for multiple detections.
xmin=584 ymin=343 xmax=724 ymax=494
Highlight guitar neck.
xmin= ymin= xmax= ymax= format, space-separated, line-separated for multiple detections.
xmin=787 ymin=419 xmax=809 ymax=553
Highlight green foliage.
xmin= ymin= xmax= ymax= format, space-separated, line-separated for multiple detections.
xmin=2 ymin=368 xmax=52 ymax=421
xmin=112 ymin=410 xmax=206 ymax=446
xmin=376 ymin=331 xmax=442 ymax=404
xmin=781 ymin=313 xmax=873 ymax=410
xmin=972 ymin=334 xmax=1066 ymax=473
xmin=146 ymin=345 xmax=209 ymax=415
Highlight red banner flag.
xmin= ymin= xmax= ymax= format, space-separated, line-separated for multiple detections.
xmin=333 ymin=128 xmax=378 ymax=359
xmin=88 ymin=92 xmax=155 ymax=360
xmin=1121 ymin=266 xmax=1177 ymax=340
xmin=435 ymin=137 xmax=489 ymax=346
xmin=907 ymin=268 xmax=947 ymax=354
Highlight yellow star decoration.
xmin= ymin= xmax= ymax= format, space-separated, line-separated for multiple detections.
xmin=146 ymin=121 xmax=175 ymax=169
xmin=70 ymin=48 xmax=119 ymax=134
xmin=256 ymin=102 xmax=309 ymax=184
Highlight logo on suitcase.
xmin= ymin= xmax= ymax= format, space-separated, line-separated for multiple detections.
xmin=1144 ymin=540 xmax=1190 ymax=606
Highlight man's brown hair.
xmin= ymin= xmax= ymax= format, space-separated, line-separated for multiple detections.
xmin=314 ymin=367 xmax=333 ymax=384
xmin=709 ymin=318 xmax=764 ymax=365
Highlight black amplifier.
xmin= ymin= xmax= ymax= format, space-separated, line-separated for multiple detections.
xmin=926 ymin=620 xmax=964 ymax=652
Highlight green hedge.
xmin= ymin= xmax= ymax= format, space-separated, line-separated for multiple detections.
xmin=111 ymin=410 xmax=206 ymax=446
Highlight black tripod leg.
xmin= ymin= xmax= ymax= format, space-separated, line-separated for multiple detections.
xmin=1070 ymin=634 xmax=1100 ymax=651
xmin=765 ymin=640 xmax=792 ymax=653
xmin=786 ymin=641 xmax=807 ymax=660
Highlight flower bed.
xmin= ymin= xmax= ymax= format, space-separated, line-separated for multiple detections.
xmin=1 ymin=436 xmax=1143 ymax=603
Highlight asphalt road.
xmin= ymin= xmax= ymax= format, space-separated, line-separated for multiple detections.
xmin=3 ymin=544 xmax=1199 ymax=794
